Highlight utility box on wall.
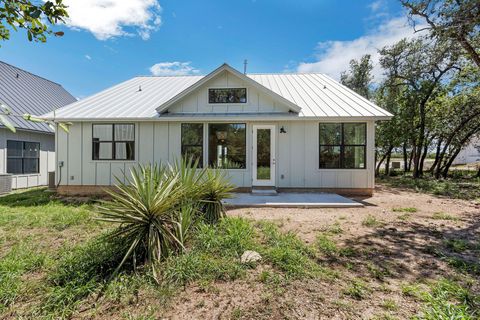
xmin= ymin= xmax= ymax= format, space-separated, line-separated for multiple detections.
xmin=0 ymin=174 xmax=12 ymax=194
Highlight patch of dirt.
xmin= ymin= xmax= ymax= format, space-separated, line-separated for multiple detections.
xmin=157 ymin=184 xmax=479 ymax=319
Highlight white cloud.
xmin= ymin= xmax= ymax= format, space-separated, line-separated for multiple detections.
xmin=297 ymin=16 xmax=426 ymax=81
xmin=85 ymin=54 xmax=92 ymax=60
xmin=62 ymin=0 xmax=162 ymax=40
xmin=149 ymin=62 xmax=200 ymax=76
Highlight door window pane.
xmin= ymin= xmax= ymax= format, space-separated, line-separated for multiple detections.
xmin=208 ymin=123 xmax=246 ymax=168
xmin=181 ymin=123 xmax=203 ymax=167
xmin=256 ymin=129 xmax=271 ymax=180
xmin=319 ymin=146 xmax=341 ymax=168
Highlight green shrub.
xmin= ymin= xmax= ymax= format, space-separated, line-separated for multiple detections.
xmin=199 ymin=169 xmax=235 ymax=224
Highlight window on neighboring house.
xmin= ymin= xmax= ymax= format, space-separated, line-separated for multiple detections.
xmin=92 ymin=124 xmax=135 ymax=160
xmin=208 ymin=123 xmax=246 ymax=169
xmin=319 ymin=123 xmax=366 ymax=169
xmin=208 ymin=88 xmax=247 ymax=104
xmin=181 ymin=123 xmax=204 ymax=167
xmin=7 ymin=140 xmax=40 ymax=174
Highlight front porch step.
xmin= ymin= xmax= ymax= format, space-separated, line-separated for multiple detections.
xmin=251 ymin=187 xmax=277 ymax=196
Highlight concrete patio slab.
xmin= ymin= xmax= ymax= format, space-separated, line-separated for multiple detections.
xmin=223 ymin=192 xmax=363 ymax=208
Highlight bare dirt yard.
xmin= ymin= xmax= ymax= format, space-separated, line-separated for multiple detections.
xmin=1 ymin=184 xmax=479 ymax=320
xmin=164 ymin=185 xmax=480 ymax=319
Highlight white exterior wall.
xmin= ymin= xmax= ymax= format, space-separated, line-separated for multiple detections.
xmin=0 ymin=128 xmax=55 ymax=189
xmin=452 ymin=137 xmax=480 ymax=165
xmin=55 ymin=120 xmax=375 ymax=190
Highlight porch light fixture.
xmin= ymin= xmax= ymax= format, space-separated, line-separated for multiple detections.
xmin=216 ymin=130 xmax=227 ymax=141
xmin=280 ymin=126 xmax=287 ymax=134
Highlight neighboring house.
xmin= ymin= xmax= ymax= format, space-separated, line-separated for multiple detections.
xmin=0 ymin=61 xmax=76 ymax=189
xmin=43 ymin=64 xmax=392 ymax=196
xmin=452 ymin=137 xmax=480 ymax=165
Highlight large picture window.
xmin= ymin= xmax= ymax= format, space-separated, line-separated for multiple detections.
xmin=319 ymin=123 xmax=366 ymax=169
xmin=208 ymin=88 xmax=247 ymax=104
xmin=208 ymin=123 xmax=246 ymax=169
xmin=92 ymin=124 xmax=135 ymax=160
xmin=181 ymin=123 xmax=204 ymax=167
xmin=7 ymin=140 xmax=40 ymax=174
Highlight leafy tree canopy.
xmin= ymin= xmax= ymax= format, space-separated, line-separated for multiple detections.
xmin=0 ymin=0 xmax=68 ymax=44
xmin=401 ymin=0 xmax=480 ymax=68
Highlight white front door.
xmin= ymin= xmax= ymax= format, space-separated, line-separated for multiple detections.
xmin=252 ymin=125 xmax=276 ymax=186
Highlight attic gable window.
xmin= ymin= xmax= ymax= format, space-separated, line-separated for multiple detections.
xmin=208 ymin=88 xmax=247 ymax=104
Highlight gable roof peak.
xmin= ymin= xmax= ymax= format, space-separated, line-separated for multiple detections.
xmin=155 ymin=63 xmax=302 ymax=114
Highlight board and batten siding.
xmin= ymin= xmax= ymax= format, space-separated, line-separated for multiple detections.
xmin=167 ymin=70 xmax=291 ymax=114
xmin=0 ymin=128 xmax=55 ymax=189
xmin=55 ymin=120 xmax=375 ymax=190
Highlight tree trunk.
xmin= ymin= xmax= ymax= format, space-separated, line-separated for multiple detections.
xmin=385 ymin=151 xmax=392 ymax=176
xmin=476 ymin=167 xmax=480 ymax=178
xmin=419 ymin=141 xmax=429 ymax=174
xmin=429 ymin=139 xmax=443 ymax=174
xmin=408 ymin=142 xmax=415 ymax=172
xmin=403 ymin=143 xmax=408 ymax=173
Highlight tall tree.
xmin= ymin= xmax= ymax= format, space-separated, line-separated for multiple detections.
xmin=0 ymin=0 xmax=68 ymax=44
xmin=401 ymin=0 xmax=480 ymax=68
xmin=340 ymin=54 xmax=374 ymax=99
xmin=379 ymin=37 xmax=460 ymax=178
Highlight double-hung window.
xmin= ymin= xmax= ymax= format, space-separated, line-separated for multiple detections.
xmin=181 ymin=123 xmax=204 ymax=167
xmin=7 ymin=140 xmax=40 ymax=174
xmin=92 ymin=124 xmax=135 ymax=160
xmin=319 ymin=123 xmax=366 ymax=169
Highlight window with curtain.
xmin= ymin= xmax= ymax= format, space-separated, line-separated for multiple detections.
xmin=181 ymin=123 xmax=204 ymax=167
xmin=92 ymin=124 xmax=135 ymax=160
xmin=319 ymin=123 xmax=366 ymax=169
xmin=208 ymin=123 xmax=246 ymax=169
xmin=7 ymin=140 xmax=40 ymax=174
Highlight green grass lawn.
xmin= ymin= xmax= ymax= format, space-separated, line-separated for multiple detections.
xmin=0 ymin=188 xmax=478 ymax=319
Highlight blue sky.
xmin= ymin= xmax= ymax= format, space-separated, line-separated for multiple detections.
xmin=0 ymin=0 xmax=413 ymax=98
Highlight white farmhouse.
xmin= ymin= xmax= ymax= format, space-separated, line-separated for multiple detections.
xmin=43 ymin=64 xmax=392 ymax=196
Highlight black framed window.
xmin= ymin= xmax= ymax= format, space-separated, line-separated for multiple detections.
xmin=7 ymin=140 xmax=40 ymax=174
xmin=181 ymin=123 xmax=204 ymax=167
xmin=319 ymin=123 xmax=366 ymax=169
xmin=92 ymin=124 xmax=135 ymax=160
xmin=208 ymin=88 xmax=247 ymax=104
xmin=208 ymin=123 xmax=246 ymax=169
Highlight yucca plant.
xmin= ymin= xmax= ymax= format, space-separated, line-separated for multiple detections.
xmin=97 ymin=164 xmax=197 ymax=280
xmin=200 ymin=168 xmax=235 ymax=223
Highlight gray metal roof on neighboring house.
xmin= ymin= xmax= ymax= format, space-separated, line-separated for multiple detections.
xmin=0 ymin=61 xmax=77 ymax=133
xmin=43 ymin=64 xmax=392 ymax=121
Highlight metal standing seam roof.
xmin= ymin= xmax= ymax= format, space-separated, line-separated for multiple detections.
xmin=0 ymin=61 xmax=77 ymax=133
xmin=42 ymin=66 xmax=392 ymax=120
